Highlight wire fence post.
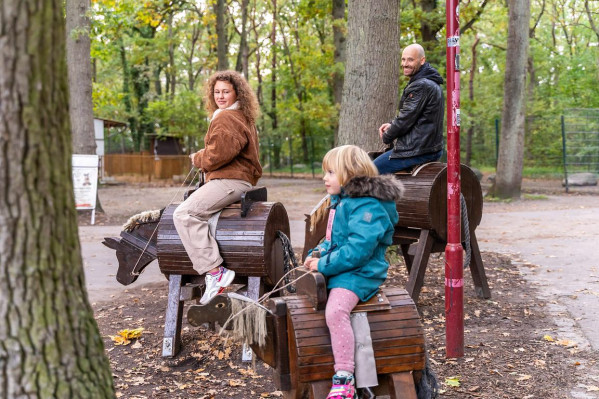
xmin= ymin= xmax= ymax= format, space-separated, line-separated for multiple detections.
xmin=310 ymin=136 xmax=316 ymax=178
xmin=561 ymin=115 xmax=568 ymax=193
xmin=268 ymin=137 xmax=273 ymax=177
xmin=288 ymin=136 xmax=294 ymax=178
xmin=495 ymin=118 xmax=499 ymax=166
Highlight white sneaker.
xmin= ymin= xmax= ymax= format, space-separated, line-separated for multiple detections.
xmin=200 ymin=267 xmax=235 ymax=305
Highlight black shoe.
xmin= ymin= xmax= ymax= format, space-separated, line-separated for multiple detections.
xmin=357 ymin=386 xmax=376 ymax=399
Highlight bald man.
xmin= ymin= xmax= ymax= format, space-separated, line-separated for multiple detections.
xmin=374 ymin=44 xmax=445 ymax=174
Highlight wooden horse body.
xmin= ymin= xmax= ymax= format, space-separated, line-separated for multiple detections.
xmin=190 ymin=268 xmax=431 ymax=399
xmin=103 ymin=187 xmax=291 ymax=357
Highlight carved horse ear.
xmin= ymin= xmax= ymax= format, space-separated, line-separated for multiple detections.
xmin=188 ymin=295 xmax=232 ymax=328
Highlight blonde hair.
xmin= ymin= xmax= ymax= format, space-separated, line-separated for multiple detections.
xmin=204 ymin=70 xmax=260 ymax=124
xmin=322 ymin=145 xmax=379 ymax=186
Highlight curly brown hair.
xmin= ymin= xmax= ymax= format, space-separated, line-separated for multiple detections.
xmin=204 ymin=70 xmax=260 ymax=124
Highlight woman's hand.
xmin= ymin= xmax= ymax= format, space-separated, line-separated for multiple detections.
xmin=303 ymin=256 xmax=319 ymax=272
xmin=190 ymin=150 xmax=204 ymax=169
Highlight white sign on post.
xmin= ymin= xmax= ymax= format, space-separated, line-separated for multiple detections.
xmin=72 ymin=154 xmax=99 ymax=224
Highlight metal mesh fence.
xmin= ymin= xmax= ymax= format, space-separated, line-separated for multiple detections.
xmin=259 ymin=135 xmax=334 ymax=178
xmin=563 ymin=109 xmax=599 ymax=173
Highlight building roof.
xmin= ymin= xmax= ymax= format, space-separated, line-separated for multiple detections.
xmin=95 ymin=117 xmax=127 ymax=128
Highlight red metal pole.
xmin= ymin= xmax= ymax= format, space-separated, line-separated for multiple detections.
xmin=445 ymin=0 xmax=464 ymax=358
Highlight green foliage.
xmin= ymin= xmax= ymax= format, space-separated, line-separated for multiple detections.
xmin=87 ymin=0 xmax=599 ymax=172
xmin=146 ymin=91 xmax=208 ymax=144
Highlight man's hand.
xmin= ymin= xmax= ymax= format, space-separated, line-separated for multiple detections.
xmin=303 ymin=256 xmax=319 ymax=272
xmin=378 ymin=123 xmax=391 ymax=139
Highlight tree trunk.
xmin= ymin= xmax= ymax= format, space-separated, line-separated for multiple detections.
xmin=494 ymin=0 xmax=530 ymax=198
xmin=215 ymin=0 xmax=229 ymax=70
xmin=420 ymin=0 xmax=439 ymax=46
xmin=167 ymin=12 xmax=177 ymax=99
xmin=66 ymin=0 xmax=97 ymax=155
xmin=66 ymin=0 xmax=104 ymax=213
xmin=465 ymin=36 xmax=480 ymax=166
xmin=337 ymin=0 xmax=400 ymax=149
xmin=235 ymin=0 xmax=250 ymax=77
xmin=119 ymin=41 xmax=139 ymax=151
xmin=270 ymin=0 xmax=281 ymax=168
xmin=0 ymin=1 xmax=115 ymax=397
xmin=332 ymin=0 xmax=346 ymax=108
xmin=332 ymin=0 xmax=346 ymax=138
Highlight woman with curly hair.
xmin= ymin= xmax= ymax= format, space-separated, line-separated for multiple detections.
xmin=173 ymin=70 xmax=262 ymax=305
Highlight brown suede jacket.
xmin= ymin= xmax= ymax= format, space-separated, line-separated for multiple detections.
xmin=192 ymin=110 xmax=262 ymax=185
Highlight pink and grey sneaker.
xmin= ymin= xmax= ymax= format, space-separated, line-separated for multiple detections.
xmin=326 ymin=373 xmax=357 ymax=399
xmin=200 ymin=266 xmax=235 ymax=305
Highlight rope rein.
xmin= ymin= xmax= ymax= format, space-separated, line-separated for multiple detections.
xmin=218 ymin=231 xmax=306 ymax=333
xmin=461 ymin=193 xmax=471 ymax=269
xmin=277 ymin=230 xmax=298 ymax=293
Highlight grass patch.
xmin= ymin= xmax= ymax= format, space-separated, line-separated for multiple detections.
xmin=522 ymin=166 xmax=564 ymax=179
xmin=523 ymin=193 xmax=548 ymax=200
xmin=484 ymin=195 xmax=513 ymax=203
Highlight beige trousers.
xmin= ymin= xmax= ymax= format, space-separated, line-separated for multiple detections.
xmin=173 ymin=178 xmax=252 ymax=274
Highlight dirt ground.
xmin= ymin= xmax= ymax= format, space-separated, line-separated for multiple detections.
xmin=87 ymin=176 xmax=599 ymax=398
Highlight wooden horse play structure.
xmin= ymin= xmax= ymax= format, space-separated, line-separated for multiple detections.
xmin=104 ymin=184 xmax=436 ymax=397
xmin=103 ymin=187 xmax=290 ymax=357
xmin=187 ymin=267 xmax=432 ymax=399
xmin=304 ymin=162 xmax=491 ymax=302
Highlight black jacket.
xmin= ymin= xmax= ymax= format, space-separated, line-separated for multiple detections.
xmin=382 ymin=63 xmax=444 ymax=158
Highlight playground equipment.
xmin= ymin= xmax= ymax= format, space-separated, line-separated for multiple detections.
xmin=103 ymin=187 xmax=290 ymax=357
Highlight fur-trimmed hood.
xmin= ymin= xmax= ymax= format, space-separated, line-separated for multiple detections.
xmin=343 ymin=174 xmax=405 ymax=202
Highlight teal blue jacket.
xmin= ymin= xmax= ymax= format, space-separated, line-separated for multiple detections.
xmin=309 ymin=175 xmax=404 ymax=301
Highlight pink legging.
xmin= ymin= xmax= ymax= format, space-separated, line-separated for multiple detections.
xmin=326 ymin=288 xmax=360 ymax=373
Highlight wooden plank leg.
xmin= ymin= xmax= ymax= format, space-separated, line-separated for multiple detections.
xmin=405 ymin=230 xmax=435 ymax=303
xmin=400 ymin=243 xmax=413 ymax=273
xmin=387 ymin=372 xmax=418 ymax=399
xmin=242 ymin=276 xmax=261 ymax=362
xmin=468 ymin=230 xmax=492 ymax=299
xmin=162 ymin=274 xmax=184 ymax=357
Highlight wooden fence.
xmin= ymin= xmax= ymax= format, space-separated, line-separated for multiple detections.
xmin=102 ymin=154 xmax=191 ymax=180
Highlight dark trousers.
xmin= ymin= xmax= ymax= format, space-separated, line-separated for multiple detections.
xmin=373 ymin=149 xmax=443 ymax=174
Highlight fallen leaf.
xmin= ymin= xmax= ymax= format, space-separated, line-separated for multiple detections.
xmin=445 ymin=376 xmax=461 ymax=387
xmin=109 ymin=327 xmax=144 ymax=346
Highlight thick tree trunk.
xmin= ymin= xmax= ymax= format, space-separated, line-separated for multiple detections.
xmin=215 ymin=0 xmax=229 ymax=71
xmin=0 ymin=1 xmax=115 ymax=397
xmin=66 ymin=0 xmax=97 ymax=155
xmin=337 ymin=0 xmax=400 ymax=149
xmin=494 ymin=0 xmax=531 ymax=198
